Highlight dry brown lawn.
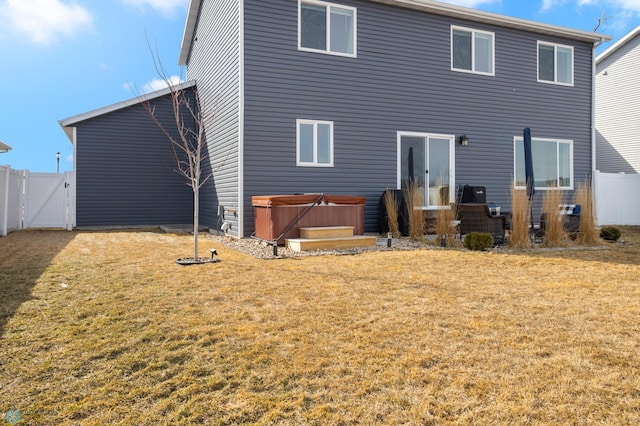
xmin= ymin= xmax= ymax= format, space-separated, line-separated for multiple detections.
xmin=1 ymin=228 xmax=639 ymax=425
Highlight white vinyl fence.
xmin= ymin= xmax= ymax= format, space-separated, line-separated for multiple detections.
xmin=0 ymin=165 xmax=74 ymax=236
xmin=595 ymin=170 xmax=640 ymax=226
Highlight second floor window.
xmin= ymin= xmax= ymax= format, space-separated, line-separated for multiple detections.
xmin=299 ymin=0 xmax=356 ymax=57
xmin=538 ymin=41 xmax=573 ymax=86
xmin=451 ymin=26 xmax=495 ymax=75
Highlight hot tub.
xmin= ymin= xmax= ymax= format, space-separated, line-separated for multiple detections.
xmin=252 ymin=194 xmax=366 ymax=244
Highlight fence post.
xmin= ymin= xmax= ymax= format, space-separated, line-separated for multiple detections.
xmin=593 ymin=171 xmax=597 ymax=226
xmin=2 ymin=166 xmax=8 ymax=237
xmin=64 ymin=171 xmax=74 ymax=231
xmin=20 ymin=170 xmax=27 ymax=230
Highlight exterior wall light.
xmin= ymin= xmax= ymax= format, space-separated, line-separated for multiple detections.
xmin=459 ymin=134 xmax=469 ymax=146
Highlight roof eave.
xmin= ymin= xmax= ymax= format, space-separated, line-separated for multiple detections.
xmin=179 ymin=0 xmax=202 ymax=66
xmin=177 ymin=0 xmax=611 ymax=66
xmin=0 ymin=141 xmax=11 ymax=153
xmin=59 ymin=80 xmax=197 ymax=143
xmin=596 ymin=25 xmax=640 ymax=64
xmin=371 ymin=0 xmax=611 ymax=43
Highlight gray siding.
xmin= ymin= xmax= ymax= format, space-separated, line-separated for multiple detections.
xmin=74 ymin=95 xmax=194 ymax=227
xmin=186 ymin=0 xmax=242 ymax=236
xmin=242 ymin=0 xmax=595 ymax=233
xmin=596 ymin=33 xmax=640 ymax=174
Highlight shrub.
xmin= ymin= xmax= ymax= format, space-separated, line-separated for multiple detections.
xmin=463 ymin=232 xmax=494 ymax=251
xmin=600 ymin=226 xmax=621 ymax=242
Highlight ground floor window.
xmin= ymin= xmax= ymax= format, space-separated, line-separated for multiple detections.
xmin=397 ymin=132 xmax=455 ymax=208
xmin=297 ymin=119 xmax=334 ymax=167
xmin=514 ymin=136 xmax=573 ymax=189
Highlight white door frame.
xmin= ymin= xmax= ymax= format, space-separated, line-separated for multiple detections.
xmin=396 ymin=131 xmax=456 ymax=208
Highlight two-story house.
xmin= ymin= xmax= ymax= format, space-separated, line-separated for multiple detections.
xmin=181 ymin=0 xmax=610 ymax=237
xmin=62 ymin=0 xmax=610 ymax=236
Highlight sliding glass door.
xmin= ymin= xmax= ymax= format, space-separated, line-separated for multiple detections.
xmin=398 ymin=133 xmax=455 ymax=208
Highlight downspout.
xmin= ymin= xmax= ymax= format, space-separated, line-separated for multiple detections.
xmin=71 ymin=127 xmax=77 ymax=229
xmin=591 ymin=37 xmax=606 ymax=225
xmin=237 ymin=0 xmax=245 ymax=238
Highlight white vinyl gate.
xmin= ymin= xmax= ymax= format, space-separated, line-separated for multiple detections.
xmin=594 ymin=170 xmax=640 ymax=226
xmin=0 ymin=166 xmax=74 ymax=236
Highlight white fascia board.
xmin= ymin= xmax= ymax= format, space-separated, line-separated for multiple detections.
xmin=596 ymin=25 xmax=640 ymax=64
xmin=179 ymin=0 xmax=202 ymax=66
xmin=371 ymin=0 xmax=611 ymax=43
xmin=0 ymin=141 xmax=11 ymax=153
xmin=58 ymin=80 xmax=197 ymax=143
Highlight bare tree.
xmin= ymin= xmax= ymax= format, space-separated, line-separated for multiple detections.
xmin=139 ymin=57 xmax=213 ymax=262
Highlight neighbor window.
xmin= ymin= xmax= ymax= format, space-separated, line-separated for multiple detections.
xmin=514 ymin=137 xmax=573 ymax=189
xmin=451 ymin=26 xmax=495 ymax=75
xmin=299 ymin=0 xmax=356 ymax=57
xmin=538 ymin=41 xmax=573 ymax=85
xmin=297 ymin=120 xmax=334 ymax=166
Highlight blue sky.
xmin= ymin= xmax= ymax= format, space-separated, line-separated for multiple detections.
xmin=0 ymin=0 xmax=637 ymax=173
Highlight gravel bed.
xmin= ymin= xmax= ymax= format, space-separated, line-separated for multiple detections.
xmin=205 ymin=233 xmax=437 ymax=259
xmin=203 ymin=232 xmax=615 ymax=259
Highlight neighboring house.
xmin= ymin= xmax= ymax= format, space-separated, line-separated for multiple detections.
xmin=595 ymin=26 xmax=640 ymax=174
xmin=60 ymin=83 xmax=197 ymax=227
xmin=63 ymin=0 xmax=610 ymax=236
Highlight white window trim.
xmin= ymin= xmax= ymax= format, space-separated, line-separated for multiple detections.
xmin=298 ymin=0 xmax=357 ymax=58
xmin=513 ymin=136 xmax=574 ymax=190
xmin=396 ymin=131 xmax=456 ymax=210
xmin=450 ymin=25 xmax=495 ymax=76
xmin=537 ymin=41 xmax=574 ymax=87
xmin=297 ymin=119 xmax=335 ymax=167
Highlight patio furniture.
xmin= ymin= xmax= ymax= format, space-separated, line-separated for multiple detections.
xmin=460 ymin=185 xmax=486 ymax=204
xmin=458 ymin=203 xmax=507 ymax=243
xmin=540 ymin=204 xmax=581 ymax=234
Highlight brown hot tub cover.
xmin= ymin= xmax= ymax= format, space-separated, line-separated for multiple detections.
xmin=252 ymin=194 xmax=366 ymax=207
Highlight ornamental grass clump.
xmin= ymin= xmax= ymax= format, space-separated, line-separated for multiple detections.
xmin=383 ymin=189 xmax=401 ymax=238
xmin=434 ymin=183 xmax=461 ymax=248
xmin=575 ymin=180 xmax=599 ymax=245
xmin=540 ymin=189 xmax=566 ymax=247
xmin=509 ymin=186 xmax=531 ymax=249
xmin=404 ymin=181 xmax=425 ymax=240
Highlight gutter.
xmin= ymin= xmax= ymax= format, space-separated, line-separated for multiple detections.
xmin=371 ymin=0 xmax=612 ymax=43
xmin=0 ymin=141 xmax=11 ymax=153
xmin=592 ymin=36 xmax=608 ymax=224
xmin=179 ymin=0 xmax=202 ymax=66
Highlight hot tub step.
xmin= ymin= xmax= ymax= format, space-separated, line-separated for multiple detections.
xmin=286 ymin=236 xmax=377 ymax=252
xmin=299 ymin=226 xmax=354 ymax=239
